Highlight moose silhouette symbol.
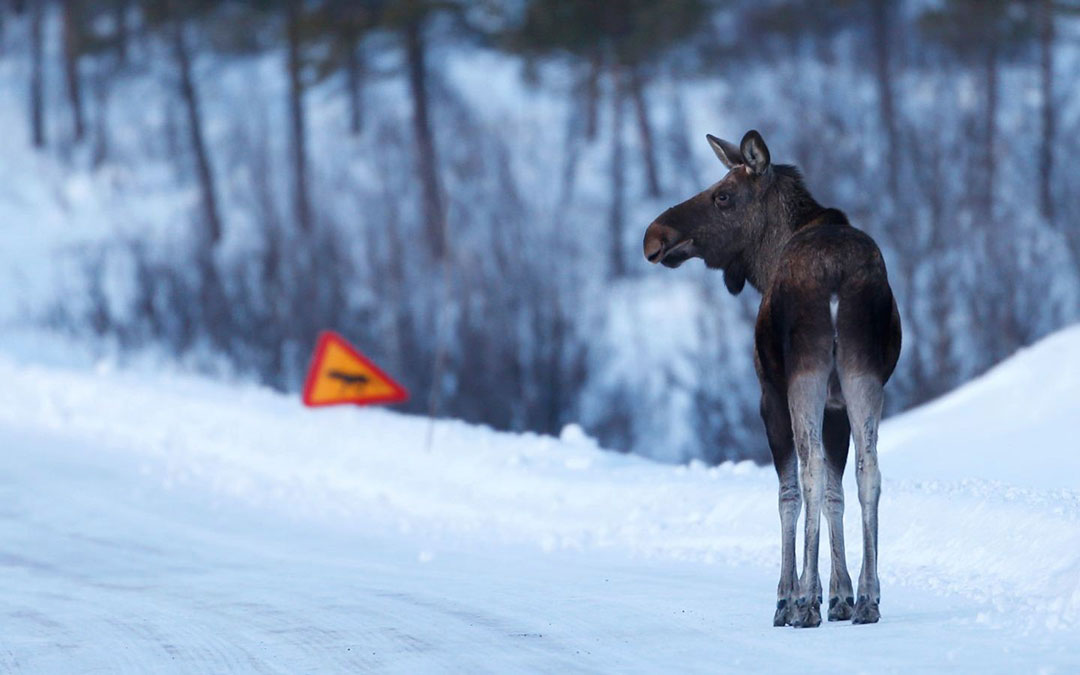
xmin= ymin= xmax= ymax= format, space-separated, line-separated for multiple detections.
xmin=327 ymin=369 xmax=370 ymax=391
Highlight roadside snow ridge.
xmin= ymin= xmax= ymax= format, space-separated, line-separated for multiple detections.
xmin=0 ymin=324 xmax=1078 ymax=630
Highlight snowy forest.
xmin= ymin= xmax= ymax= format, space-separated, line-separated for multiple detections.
xmin=2 ymin=0 xmax=1079 ymax=464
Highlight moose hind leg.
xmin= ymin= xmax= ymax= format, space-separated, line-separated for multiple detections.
xmin=823 ymin=407 xmax=854 ymax=621
xmin=762 ymin=388 xmax=799 ymax=627
xmin=841 ymin=372 xmax=884 ymax=625
xmin=788 ymin=371 xmax=829 ymax=628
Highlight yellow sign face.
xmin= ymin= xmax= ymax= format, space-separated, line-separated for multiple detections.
xmin=302 ymin=332 xmax=409 ymax=407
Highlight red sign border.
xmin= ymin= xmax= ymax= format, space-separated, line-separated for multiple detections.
xmin=302 ymin=331 xmax=410 ymax=407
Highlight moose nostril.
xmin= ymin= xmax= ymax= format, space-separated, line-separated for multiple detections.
xmin=644 ymin=221 xmax=676 ymax=263
xmin=644 ymin=237 xmax=664 ymax=262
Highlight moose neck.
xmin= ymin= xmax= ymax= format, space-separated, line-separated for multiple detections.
xmin=740 ymin=166 xmax=830 ymax=292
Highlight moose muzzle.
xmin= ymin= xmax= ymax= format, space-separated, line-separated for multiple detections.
xmin=643 ymin=221 xmax=695 ymax=267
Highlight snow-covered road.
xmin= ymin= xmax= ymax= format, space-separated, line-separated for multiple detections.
xmin=2 ymin=327 xmax=1080 ymax=672
xmin=4 ymin=425 xmax=1077 ymax=673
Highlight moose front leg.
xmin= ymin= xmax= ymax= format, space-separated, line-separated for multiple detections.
xmin=788 ymin=372 xmax=829 ymax=628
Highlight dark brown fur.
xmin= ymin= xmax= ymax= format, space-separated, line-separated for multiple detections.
xmin=644 ymin=130 xmax=901 ymax=628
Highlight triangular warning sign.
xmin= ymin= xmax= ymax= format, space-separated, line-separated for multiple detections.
xmin=302 ymin=331 xmax=409 ymax=407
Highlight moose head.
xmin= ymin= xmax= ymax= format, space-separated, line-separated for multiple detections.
xmin=643 ymin=129 xmax=794 ymax=295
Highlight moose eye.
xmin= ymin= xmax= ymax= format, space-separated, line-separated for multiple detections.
xmin=714 ymin=192 xmax=730 ymax=205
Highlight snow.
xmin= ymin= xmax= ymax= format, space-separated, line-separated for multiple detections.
xmin=882 ymin=324 xmax=1080 ymax=490
xmin=2 ymin=324 xmax=1080 ymax=670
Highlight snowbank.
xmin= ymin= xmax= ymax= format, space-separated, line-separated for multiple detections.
xmin=0 ymin=323 xmax=1078 ymax=631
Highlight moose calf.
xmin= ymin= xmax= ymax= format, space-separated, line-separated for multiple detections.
xmin=643 ymin=130 xmax=901 ymax=628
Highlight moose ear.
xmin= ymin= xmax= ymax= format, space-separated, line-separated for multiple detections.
xmin=740 ymin=130 xmax=771 ymax=175
xmin=707 ymin=134 xmax=743 ymax=170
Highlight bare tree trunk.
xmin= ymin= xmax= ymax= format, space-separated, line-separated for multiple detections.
xmin=1037 ymin=0 xmax=1055 ymax=226
xmin=871 ymin=0 xmax=899 ymax=203
xmin=404 ymin=16 xmax=447 ymax=261
xmin=286 ymin=0 xmax=312 ymax=234
xmin=609 ymin=67 xmax=626 ymax=278
xmin=583 ymin=51 xmax=602 ymax=142
xmin=171 ymin=11 xmax=227 ymax=343
xmin=628 ymin=66 xmax=660 ymax=198
xmin=344 ymin=29 xmax=364 ymax=135
xmin=115 ymin=0 xmax=129 ymax=64
xmin=90 ymin=72 xmax=109 ymax=166
xmin=914 ymin=120 xmax=955 ymax=398
xmin=982 ymin=41 xmax=998 ymax=224
xmin=173 ymin=18 xmax=222 ymax=246
xmin=557 ymin=94 xmax=585 ymax=207
xmin=30 ymin=0 xmax=45 ymax=148
xmin=666 ymin=78 xmax=699 ymax=192
xmin=558 ymin=58 xmax=604 ymax=204
xmin=62 ymin=0 xmax=85 ymax=142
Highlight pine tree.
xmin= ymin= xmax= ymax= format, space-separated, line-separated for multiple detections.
xmin=381 ymin=0 xmax=470 ymax=263
xmin=304 ymin=0 xmax=384 ymax=135
xmin=503 ymin=0 xmax=710 ymax=276
xmin=919 ymin=0 xmax=1037 ymax=224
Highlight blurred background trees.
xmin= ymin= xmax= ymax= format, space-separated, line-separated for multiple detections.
xmin=505 ymin=0 xmax=710 ymax=276
xmin=6 ymin=0 xmax=1080 ymax=463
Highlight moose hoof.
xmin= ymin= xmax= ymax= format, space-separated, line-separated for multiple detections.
xmin=773 ymin=599 xmax=795 ymax=627
xmin=851 ymin=596 xmax=880 ymax=624
xmin=792 ymin=597 xmax=821 ymax=628
xmin=828 ymin=595 xmax=855 ymax=622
